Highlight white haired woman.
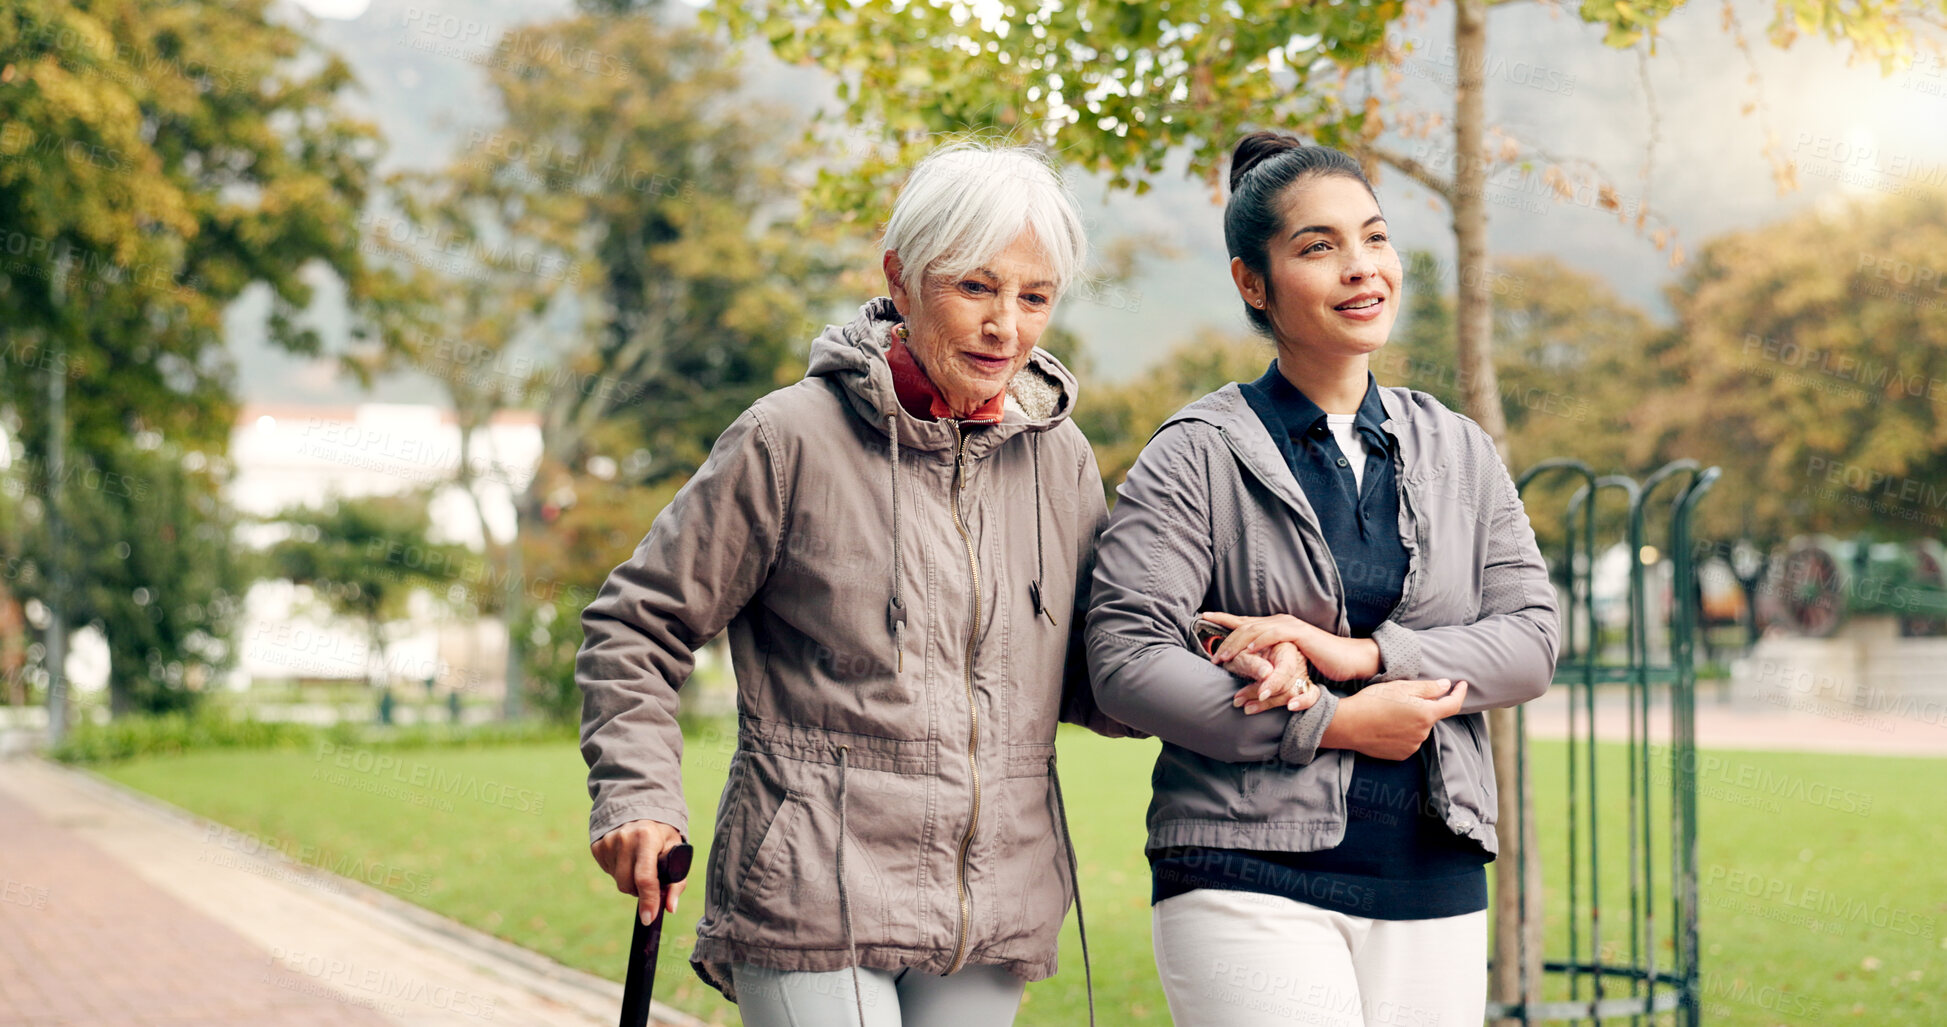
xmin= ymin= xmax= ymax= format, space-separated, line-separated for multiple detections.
xmin=577 ymin=143 xmax=1275 ymax=1026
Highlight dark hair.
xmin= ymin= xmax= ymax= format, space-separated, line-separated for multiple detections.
xmin=1224 ymin=132 xmax=1378 ymax=336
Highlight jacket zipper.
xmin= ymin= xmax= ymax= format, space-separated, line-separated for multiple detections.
xmin=1390 ymin=452 xmax=1424 ymax=616
xmin=946 ymin=423 xmax=982 ymax=974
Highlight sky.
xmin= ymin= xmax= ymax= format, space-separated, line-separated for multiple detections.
xmin=244 ymin=0 xmax=1947 ymax=401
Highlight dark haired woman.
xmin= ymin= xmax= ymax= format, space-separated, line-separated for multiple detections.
xmin=1085 ymin=132 xmax=1560 ymax=1026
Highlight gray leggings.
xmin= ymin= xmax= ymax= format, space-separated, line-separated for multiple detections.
xmin=732 ymin=962 xmax=1025 ymax=1027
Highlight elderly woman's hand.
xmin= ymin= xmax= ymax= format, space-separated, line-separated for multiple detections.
xmin=1201 ymin=610 xmax=1383 ymax=683
xmin=1222 ymin=641 xmax=1320 ymax=715
xmin=592 ymin=818 xmax=688 ymax=925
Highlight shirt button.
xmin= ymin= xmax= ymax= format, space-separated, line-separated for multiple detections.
xmin=1337 ymin=457 xmax=1349 ymax=467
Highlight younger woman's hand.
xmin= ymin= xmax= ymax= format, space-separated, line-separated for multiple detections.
xmin=1223 ymin=641 xmax=1320 ymax=714
xmin=1200 ymin=610 xmax=1383 ymax=683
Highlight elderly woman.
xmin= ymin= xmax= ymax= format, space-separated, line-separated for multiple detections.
xmin=577 ymin=143 xmax=1179 ymax=1027
xmin=1087 ymin=132 xmax=1561 ymax=1027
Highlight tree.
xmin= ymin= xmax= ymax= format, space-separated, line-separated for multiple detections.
xmin=1072 ymin=328 xmax=1273 ymax=500
xmin=262 ymin=494 xmax=465 ymax=690
xmin=1648 ymin=187 xmax=1947 ymax=548
xmin=0 ymin=0 xmax=393 ymax=451
xmin=364 ymin=9 xmax=847 ymax=717
xmin=0 ymin=0 xmax=400 ymax=721
xmin=0 ymin=436 xmax=243 ymax=714
xmin=1385 ymin=251 xmax=1659 ymax=474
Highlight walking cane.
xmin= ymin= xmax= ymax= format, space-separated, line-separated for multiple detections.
xmin=619 ymin=842 xmax=694 ymax=1027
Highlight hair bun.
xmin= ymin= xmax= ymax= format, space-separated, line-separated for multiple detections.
xmin=1229 ymin=131 xmax=1305 ymax=193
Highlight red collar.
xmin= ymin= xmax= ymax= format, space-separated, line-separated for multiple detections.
xmin=886 ymin=336 xmax=1006 ymax=423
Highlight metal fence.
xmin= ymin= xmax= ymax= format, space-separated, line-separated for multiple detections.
xmin=1488 ymin=459 xmax=1721 ymax=1025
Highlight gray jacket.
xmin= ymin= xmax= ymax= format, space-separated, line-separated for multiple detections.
xmin=1085 ymin=382 xmax=1560 ymax=858
xmin=577 ymin=299 xmax=1132 ymax=1001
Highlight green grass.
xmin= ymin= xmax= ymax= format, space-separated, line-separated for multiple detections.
xmin=97 ymin=729 xmax=1944 ymax=1025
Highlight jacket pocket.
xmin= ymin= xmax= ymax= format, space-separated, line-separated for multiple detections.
xmin=990 ymin=774 xmax=1064 ymax=962
xmin=732 ymin=790 xmax=890 ymax=952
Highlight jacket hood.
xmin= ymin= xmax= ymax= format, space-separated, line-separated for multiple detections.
xmin=807 ymin=297 xmax=1080 ymax=454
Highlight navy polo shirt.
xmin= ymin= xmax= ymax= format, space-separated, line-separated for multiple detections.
xmin=1150 ymin=363 xmax=1488 ymax=920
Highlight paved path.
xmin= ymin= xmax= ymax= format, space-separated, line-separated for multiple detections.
xmin=0 ymin=757 xmax=701 ymax=1027
xmin=1523 ymin=685 xmax=1947 ymax=756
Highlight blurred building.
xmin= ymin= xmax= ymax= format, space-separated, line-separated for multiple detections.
xmin=226 ymin=403 xmax=543 ymax=704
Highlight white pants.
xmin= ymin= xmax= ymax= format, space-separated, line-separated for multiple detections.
xmin=732 ymin=962 xmax=1024 ymax=1027
xmin=1153 ymin=889 xmax=1487 ymax=1027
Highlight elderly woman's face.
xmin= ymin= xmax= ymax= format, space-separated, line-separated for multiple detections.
xmin=887 ymin=231 xmax=1057 ymax=418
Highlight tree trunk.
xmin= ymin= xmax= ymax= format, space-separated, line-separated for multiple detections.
xmin=1452 ymin=0 xmax=1542 ymax=1019
xmin=501 ymin=494 xmax=530 ymax=720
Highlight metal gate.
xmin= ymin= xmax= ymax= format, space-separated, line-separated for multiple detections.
xmin=1487 ymin=459 xmax=1721 ymax=1025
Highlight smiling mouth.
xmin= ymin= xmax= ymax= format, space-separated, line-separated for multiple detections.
xmin=1336 ymin=296 xmax=1384 ymax=311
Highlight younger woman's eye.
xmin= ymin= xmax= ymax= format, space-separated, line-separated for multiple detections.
xmin=1302 ymin=241 xmax=1330 ymax=255
xmin=1369 ymin=233 xmax=1390 ymax=245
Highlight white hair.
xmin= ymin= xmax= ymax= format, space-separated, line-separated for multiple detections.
xmin=881 ymin=141 xmax=1088 ymax=299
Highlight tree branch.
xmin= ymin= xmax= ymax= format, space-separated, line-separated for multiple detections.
xmin=1365 ymin=143 xmax=1457 ymax=204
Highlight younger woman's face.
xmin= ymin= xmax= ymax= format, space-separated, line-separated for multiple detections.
xmin=1232 ymin=174 xmax=1402 ymax=359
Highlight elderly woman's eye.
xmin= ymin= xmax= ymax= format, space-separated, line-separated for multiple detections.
xmin=1024 ymin=292 xmax=1050 ymax=307
xmin=961 ymin=280 xmax=991 ymax=294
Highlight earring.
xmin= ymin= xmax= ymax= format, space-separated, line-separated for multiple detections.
xmin=894 ymin=322 xmax=910 ymax=341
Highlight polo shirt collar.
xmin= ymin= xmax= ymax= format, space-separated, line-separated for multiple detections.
xmin=1252 ymin=362 xmax=1395 ymax=453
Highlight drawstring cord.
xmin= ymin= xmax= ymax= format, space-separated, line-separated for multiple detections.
xmin=887 ymin=413 xmax=906 ymax=672
xmin=1048 ymin=754 xmax=1095 ymax=1027
xmin=835 ymin=744 xmax=866 ymax=1027
xmin=1029 ymin=434 xmax=1057 ymax=627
